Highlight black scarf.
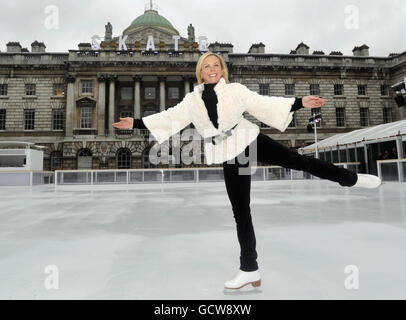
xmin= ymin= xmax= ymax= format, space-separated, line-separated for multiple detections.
xmin=202 ymin=82 xmax=219 ymax=129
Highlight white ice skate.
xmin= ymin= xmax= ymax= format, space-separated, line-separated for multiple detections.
xmin=224 ymin=270 xmax=261 ymax=290
xmin=353 ymin=173 xmax=382 ymax=189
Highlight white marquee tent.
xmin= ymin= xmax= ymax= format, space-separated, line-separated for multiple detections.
xmin=299 ymin=119 xmax=406 ymax=156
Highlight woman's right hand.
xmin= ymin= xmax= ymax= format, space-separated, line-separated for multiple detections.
xmin=112 ymin=117 xmax=133 ymax=130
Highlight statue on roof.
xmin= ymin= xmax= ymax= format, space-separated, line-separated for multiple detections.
xmin=105 ymin=22 xmax=112 ymax=41
xmin=188 ymin=23 xmax=195 ymax=43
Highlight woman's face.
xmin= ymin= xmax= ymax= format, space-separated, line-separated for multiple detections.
xmin=201 ymin=55 xmax=222 ymax=84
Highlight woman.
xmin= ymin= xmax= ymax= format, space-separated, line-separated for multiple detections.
xmin=113 ymin=52 xmax=381 ymax=290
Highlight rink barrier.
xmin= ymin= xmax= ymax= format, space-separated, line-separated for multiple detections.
xmin=377 ymin=158 xmax=406 ymax=182
xmin=53 ymin=163 xmax=362 ymax=185
xmin=53 ymin=166 xmax=320 ymax=185
xmin=0 ymin=170 xmax=54 ymax=186
xmin=7 ymin=161 xmax=396 ymax=186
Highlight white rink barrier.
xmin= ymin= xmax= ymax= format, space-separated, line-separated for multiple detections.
xmin=0 ymin=162 xmax=373 ymax=186
xmin=54 ymin=166 xmax=320 ymax=185
xmin=377 ymin=159 xmax=406 ymax=182
xmin=0 ymin=171 xmax=54 ymax=186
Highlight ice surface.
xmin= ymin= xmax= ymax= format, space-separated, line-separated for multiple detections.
xmin=0 ymin=180 xmax=405 ymax=299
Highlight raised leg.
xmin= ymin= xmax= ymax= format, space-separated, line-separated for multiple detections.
xmin=254 ymin=133 xmax=358 ymax=187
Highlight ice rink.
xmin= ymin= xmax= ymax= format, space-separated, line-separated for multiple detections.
xmin=0 ymin=179 xmax=405 ymax=300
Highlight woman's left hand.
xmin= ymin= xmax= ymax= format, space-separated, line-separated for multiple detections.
xmin=302 ymin=96 xmax=327 ymax=108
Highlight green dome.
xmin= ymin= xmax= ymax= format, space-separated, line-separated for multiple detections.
xmin=123 ymin=9 xmax=179 ymax=35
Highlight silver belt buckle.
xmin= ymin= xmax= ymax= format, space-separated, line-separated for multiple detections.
xmin=206 ymin=125 xmax=236 ymax=145
xmin=212 ymin=131 xmax=231 ymax=145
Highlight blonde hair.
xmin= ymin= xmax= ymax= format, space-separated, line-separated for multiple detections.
xmin=195 ymin=51 xmax=229 ymax=84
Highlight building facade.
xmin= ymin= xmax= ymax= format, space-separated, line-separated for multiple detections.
xmin=0 ymin=5 xmax=405 ymax=170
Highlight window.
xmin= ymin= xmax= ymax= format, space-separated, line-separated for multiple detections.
xmin=259 ymin=84 xmax=270 ymax=96
xmin=168 ymin=87 xmax=179 ymax=99
xmin=117 ymin=149 xmax=132 ymax=169
xmin=358 ymin=85 xmax=367 ymax=96
xmin=0 ymin=84 xmax=8 ymax=96
xmin=120 ymin=111 xmax=133 ymax=119
xmin=50 ymin=151 xmax=62 ymax=170
xmin=383 ymin=107 xmax=393 ymax=123
xmin=25 ymin=84 xmax=36 ymax=96
xmin=360 ymin=107 xmax=369 ymax=126
xmin=334 ymin=84 xmax=343 ymax=95
xmin=52 ymin=109 xmax=64 ymax=130
xmin=380 ymin=85 xmax=389 ymax=96
xmin=310 ymin=84 xmax=320 ymax=96
xmin=81 ymin=80 xmax=93 ymax=94
xmin=311 ymin=107 xmax=322 ymax=128
xmin=285 ymin=84 xmax=295 ymax=95
xmin=80 ymin=106 xmax=92 ymax=128
xmin=335 ymin=107 xmax=345 ymax=127
xmin=0 ymin=109 xmax=6 ymax=130
xmin=53 ymin=84 xmax=65 ymax=96
xmin=143 ymin=110 xmax=156 ymax=117
xmin=145 ymin=87 xmax=156 ymax=99
xmin=121 ymin=87 xmax=133 ymax=100
xmin=24 ymin=109 xmax=35 ymax=130
xmin=288 ymin=112 xmax=296 ymax=127
xmin=142 ymin=148 xmax=157 ymax=168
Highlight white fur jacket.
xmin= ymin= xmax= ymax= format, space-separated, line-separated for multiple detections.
xmin=141 ymin=77 xmax=296 ymax=165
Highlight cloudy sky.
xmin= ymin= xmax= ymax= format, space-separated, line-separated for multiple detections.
xmin=0 ymin=0 xmax=404 ymax=57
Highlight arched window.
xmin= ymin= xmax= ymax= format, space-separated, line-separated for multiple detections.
xmin=142 ymin=146 xmax=157 ymax=168
xmin=77 ymin=149 xmax=92 ymax=169
xmin=117 ymin=148 xmax=132 ymax=169
xmin=50 ymin=151 xmax=62 ymax=170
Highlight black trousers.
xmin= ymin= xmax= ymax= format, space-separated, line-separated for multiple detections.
xmin=222 ymin=133 xmax=358 ymax=272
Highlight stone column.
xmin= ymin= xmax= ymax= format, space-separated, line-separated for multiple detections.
xmin=66 ymin=75 xmax=76 ymax=137
xmin=183 ymin=75 xmax=191 ymax=94
xmin=158 ymin=76 xmax=166 ymax=112
xmin=97 ymin=75 xmax=106 ymax=136
xmin=133 ymin=75 xmax=142 ymax=119
xmin=108 ymin=75 xmax=117 ymax=137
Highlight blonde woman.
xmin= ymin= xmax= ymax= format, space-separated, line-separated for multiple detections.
xmin=113 ymin=52 xmax=381 ymax=290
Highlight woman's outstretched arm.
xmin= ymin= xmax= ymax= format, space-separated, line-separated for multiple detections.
xmin=236 ymin=83 xmax=324 ymax=132
xmin=112 ymin=117 xmax=148 ymax=129
xmin=291 ymin=98 xmax=303 ymax=112
xmin=112 ymin=93 xmax=192 ymax=144
xmin=133 ymin=118 xmax=147 ymax=129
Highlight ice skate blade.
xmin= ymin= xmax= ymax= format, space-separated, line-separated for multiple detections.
xmin=224 ymin=279 xmax=261 ymax=290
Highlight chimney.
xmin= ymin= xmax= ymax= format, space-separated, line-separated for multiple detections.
xmin=352 ymin=44 xmax=369 ymax=57
xmin=207 ymin=41 xmax=234 ymax=53
xmin=296 ymin=42 xmax=309 ymax=55
xmin=6 ymin=42 xmax=22 ymax=53
xmin=312 ymin=50 xmax=325 ymax=55
xmin=248 ymin=42 xmax=265 ymax=54
xmin=31 ymin=41 xmax=46 ymax=53
xmin=78 ymin=43 xmax=92 ymax=51
xmin=329 ymin=51 xmax=343 ymax=56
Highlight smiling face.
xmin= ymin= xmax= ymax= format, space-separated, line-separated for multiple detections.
xmin=201 ymin=55 xmax=222 ymax=84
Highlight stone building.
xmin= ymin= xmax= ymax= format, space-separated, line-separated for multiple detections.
xmin=0 ymin=4 xmax=405 ymax=171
